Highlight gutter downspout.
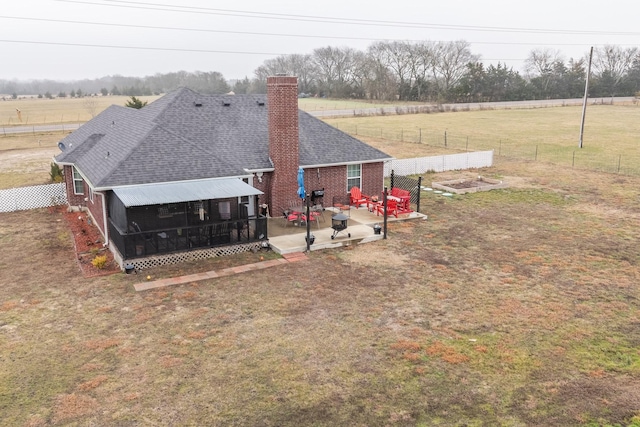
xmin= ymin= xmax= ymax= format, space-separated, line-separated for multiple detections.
xmin=96 ymin=191 xmax=109 ymax=246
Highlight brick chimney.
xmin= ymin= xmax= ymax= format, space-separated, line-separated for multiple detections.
xmin=268 ymin=75 xmax=300 ymax=214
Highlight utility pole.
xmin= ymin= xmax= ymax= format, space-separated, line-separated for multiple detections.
xmin=579 ymin=46 xmax=593 ymax=149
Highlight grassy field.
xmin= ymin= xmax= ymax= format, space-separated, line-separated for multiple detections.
xmin=297 ymin=97 xmax=419 ymax=112
xmin=0 ymin=95 xmax=161 ymax=126
xmin=1 ymin=158 xmax=640 ymax=426
xmin=326 ymin=104 xmax=640 ymax=174
xmin=0 ymin=96 xmax=408 ymax=127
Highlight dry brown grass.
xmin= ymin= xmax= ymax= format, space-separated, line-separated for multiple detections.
xmin=2 ymin=159 xmax=640 ymax=425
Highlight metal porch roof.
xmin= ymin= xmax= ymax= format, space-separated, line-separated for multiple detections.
xmin=113 ymin=178 xmax=263 ymax=207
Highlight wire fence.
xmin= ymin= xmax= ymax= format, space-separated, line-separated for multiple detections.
xmin=334 ymin=123 xmax=640 ymax=177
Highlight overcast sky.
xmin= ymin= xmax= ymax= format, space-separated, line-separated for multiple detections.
xmin=1 ymin=0 xmax=639 ymax=82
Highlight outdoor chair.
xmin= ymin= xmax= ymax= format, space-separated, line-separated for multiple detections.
xmin=310 ymin=204 xmax=325 ymax=222
xmin=349 ymin=186 xmax=370 ymax=209
xmin=375 ymin=199 xmax=399 ymax=218
xmin=332 ymin=195 xmax=351 ymax=217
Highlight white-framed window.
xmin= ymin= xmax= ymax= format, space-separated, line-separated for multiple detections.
xmin=347 ymin=164 xmax=361 ymax=191
xmin=72 ymin=167 xmax=84 ymax=195
xmin=88 ymin=187 xmax=94 ymax=203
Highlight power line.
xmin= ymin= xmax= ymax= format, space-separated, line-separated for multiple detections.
xmin=56 ymin=0 xmax=640 ymax=36
xmin=0 ymin=39 xmax=284 ymax=55
xmin=0 ymin=15 xmax=614 ymax=48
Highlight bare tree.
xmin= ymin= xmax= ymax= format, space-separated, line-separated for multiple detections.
xmin=407 ymin=41 xmax=436 ymax=101
xmin=430 ymin=40 xmax=479 ymax=99
xmin=591 ymin=45 xmax=638 ymax=87
xmin=253 ymin=54 xmax=316 ymax=94
xmin=312 ymin=46 xmax=358 ymax=97
xmin=525 ymin=48 xmax=564 ymax=77
xmin=83 ymin=98 xmax=99 ymax=118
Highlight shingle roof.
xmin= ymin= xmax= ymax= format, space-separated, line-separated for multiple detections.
xmin=55 ymin=87 xmax=392 ymax=189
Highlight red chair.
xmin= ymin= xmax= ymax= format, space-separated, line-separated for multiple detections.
xmin=349 ymin=186 xmax=370 ymax=209
xmin=375 ymin=199 xmax=399 ymax=218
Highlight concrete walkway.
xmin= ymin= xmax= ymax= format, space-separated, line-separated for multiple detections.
xmin=134 ymin=252 xmax=308 ymax=292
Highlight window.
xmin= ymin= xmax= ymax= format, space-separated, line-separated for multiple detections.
xmin=88 ymin=187 xmax=94 ymax=203
xmin=347 ymin=164 xmax=361 ymax=191
xmin=72 ymin=167 xmax=84 ymax=195
xmin=240 ymin=178 xmax=249 ymax=204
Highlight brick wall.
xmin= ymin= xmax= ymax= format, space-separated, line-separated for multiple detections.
xmin=63 ymin=165 xmax=85 ymax=207
xmin=86 ymin=191 xmax=106 ymax=238
xmin=267 ymin=75 xmax=300 ymax=215
xmin=287 ymin=162 xmax=385 ymax=214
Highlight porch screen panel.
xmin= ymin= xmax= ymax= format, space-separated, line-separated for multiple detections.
xmin=108 ymin=192 xmax=127 ymax=232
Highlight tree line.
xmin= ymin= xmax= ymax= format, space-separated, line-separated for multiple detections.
xmin=1 ymin=41 xmax=639 ymax=103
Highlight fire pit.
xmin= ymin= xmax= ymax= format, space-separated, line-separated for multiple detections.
xmin=330 ymin=212 xmax=350 ymax=240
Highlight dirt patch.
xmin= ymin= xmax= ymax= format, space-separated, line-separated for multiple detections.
xmin=340 ymin=245 xmax=409 ymax=268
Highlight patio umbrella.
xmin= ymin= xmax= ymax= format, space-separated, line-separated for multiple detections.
xmin=297 ymin=167 xmax=305 ymax=200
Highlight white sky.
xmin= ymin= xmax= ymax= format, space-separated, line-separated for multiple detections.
xmin=1 ymin=0 xmax=639 ymax=82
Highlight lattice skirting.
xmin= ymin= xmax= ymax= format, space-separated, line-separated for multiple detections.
xmin=111 ymin=242 xmax=262 ymax=271
xmin=0 ymin=183 xmax=67 ymax=213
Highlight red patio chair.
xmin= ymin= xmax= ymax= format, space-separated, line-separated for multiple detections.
xmin=375 ymin=199 xmax=399 ymax=218
xmin=349 ymin=186 xmax=370 ymax=209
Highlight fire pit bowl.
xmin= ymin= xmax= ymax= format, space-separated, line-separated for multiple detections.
xmin=330 ymin=212 xmax=350 ymax=240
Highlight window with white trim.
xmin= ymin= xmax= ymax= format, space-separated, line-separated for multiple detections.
xmin=72 ymin=167 xmax=84 ymax=195
xmin=89 ymin=187 xmax=94 ymax=203
xmin=347 ymin=164 xmax=361 ymax=191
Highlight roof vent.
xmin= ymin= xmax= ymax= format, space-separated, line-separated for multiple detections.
xmin=194 ymin=101 xmax=203 ymax=107
xmin=257 ymin=101 xmax=265 ymax=106
xmin=222 ymin=100 xmax=231 ymax=107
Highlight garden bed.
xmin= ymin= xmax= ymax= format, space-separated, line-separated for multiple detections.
xmin=59 ymin=207 xmax=120 ymax=277
xmin=432 ymin=176 xmax=508 ymax=194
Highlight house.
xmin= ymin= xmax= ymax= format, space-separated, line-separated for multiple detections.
xmin=54 ymin=76 xmax=392 ymax=268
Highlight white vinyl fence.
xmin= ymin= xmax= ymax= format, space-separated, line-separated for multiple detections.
xmin=0 ymin=183 xmax=67 ymax=213
xmin=385 ymin=150 xmax=493 ymax=177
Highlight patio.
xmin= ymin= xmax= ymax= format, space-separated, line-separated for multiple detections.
xmin=266 ymin=205 xmax=427 ymax=254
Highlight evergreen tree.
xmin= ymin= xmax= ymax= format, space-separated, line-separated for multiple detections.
xmin=124 ymin=96 xmax=147 ymax=109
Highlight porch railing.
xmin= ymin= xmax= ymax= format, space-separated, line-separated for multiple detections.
xmin=108 ymin=216 xmax=268 ymax=260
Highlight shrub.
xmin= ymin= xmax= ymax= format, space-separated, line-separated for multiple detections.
xmin=50 ymin=162 xmax=63 ymax=183
xmin=91 ymin=255 xmax=108 ymax=269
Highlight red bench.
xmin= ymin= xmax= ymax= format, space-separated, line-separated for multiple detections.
xmin=390 ymin=188 xmax=411 ymax=212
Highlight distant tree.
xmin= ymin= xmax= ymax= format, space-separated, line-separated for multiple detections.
xmin=70 ymin=90 xmax=76 ymax=98
xmin=591 ymin=45 xmax=639 ymax=96
xmin=11 ymin=93 xmax=17 ymax=99
xmin=44 ymin=91 xmax=53 ymax=99
xmin=111 ymin=85 xmax=121 ymax=96
xmin=232 ymin=77 xmax=251 ymax=94
xmin=83 ymin=98 xmax=99 ymax=117
xmin=38 ymin=93 xmax=43 ymax=99
xmin=125 ymin=96 xmax=147 ymax=109
xmin=100 ymin=88 xmax=109 ymax=96
xmin=58 ymin=91 xmax=66 ymax=98
xmin=76 ymin=89 xmax=83 ymax=98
